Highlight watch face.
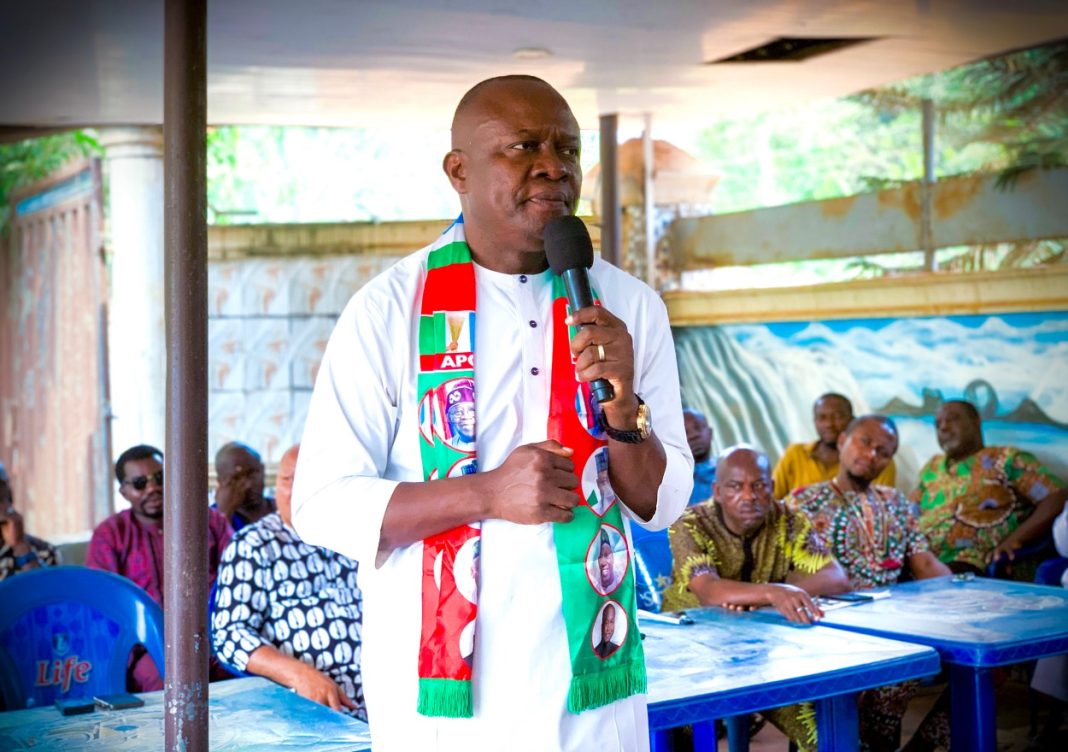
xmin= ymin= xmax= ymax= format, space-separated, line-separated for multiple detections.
xmin=636 ymin=402 xmax=651 ymax=437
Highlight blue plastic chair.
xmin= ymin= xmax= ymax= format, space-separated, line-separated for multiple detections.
xmin=629 ymin=525 xmax=674 ymax=613
xmin=1034 ymin=556 xmax=1068 ymax=587
xmin=0 ymin=565 xmax=165 ymax=710
xmin=986 ymin=536 xmax=1054 ymax=580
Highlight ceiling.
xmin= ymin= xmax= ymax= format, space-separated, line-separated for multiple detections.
xmin=3 ymin=0 xmax=1067 ymax=132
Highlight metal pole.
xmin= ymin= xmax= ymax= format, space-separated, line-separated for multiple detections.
xmin=163 ymin=1 xmax=208 ymax=750
xmin=599 ymin=113 xmax=621 ymax=267
xmin=641 ymin=113 xmax=655 ymax=287
xmin=922 ymin=98 xmax=936 ymax=271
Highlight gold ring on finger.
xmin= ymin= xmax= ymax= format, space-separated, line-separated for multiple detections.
xmin=596 ymin=344 xmax=606 ymax=362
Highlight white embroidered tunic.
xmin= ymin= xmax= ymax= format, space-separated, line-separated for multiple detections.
xmin=293 ymin=245 xmax=692 ymax=752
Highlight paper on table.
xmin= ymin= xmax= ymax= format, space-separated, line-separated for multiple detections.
xmin=638 ymin=609 xmax=695 ymax=625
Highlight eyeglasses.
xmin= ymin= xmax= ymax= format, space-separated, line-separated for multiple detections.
xmin=123 ymin=470 xmax=164 ymax=491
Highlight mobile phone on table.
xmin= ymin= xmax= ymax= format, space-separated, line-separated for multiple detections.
xmin=825 ymin=592 xmax=873 ymax=603
xmin=94 ymin=692 xmax=145 ymax=710
xmin=56 ymin=698 xmax=96 ymax=715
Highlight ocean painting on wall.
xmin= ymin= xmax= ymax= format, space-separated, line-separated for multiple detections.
xmin=674 ymin=311 xmax=1068 ymax=492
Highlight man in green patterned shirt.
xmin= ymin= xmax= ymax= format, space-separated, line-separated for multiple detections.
xmin=911 ymin=400 xmax=1068 ymax=574
xmin=666 ymin=445 xmax=849 ymax=618
xmin=666 ymin=445 xmax=849 ymax=751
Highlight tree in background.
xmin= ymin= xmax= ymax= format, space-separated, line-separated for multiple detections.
xmin=0 ymin=131 xmax=100 ymax=237
xmin=694 ymin=39 xmax=1066 ymax=279
xmin=855 ymin=40 xmax=1066 ymax=273
xmin=205 ymin=125 xmax=461 ymax=225
xmin=855 ymin=39 xmax=1066 ymax=188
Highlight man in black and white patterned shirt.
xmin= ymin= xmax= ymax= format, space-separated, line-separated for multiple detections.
xmin=211 ymin=444 xmax=365 ymax=718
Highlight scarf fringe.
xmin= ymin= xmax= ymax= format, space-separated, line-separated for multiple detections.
xmin=567 ymin=659 xmax=648 ymax=714
xmin=417 ymin=678 xmax=474 ymax=718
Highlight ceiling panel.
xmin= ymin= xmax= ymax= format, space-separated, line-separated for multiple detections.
xmin=2 ymin=0 xmax=1065 ymax=129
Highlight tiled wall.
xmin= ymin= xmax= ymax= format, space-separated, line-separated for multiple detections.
xmin=206 ymin=254 xmax=404 ymax=464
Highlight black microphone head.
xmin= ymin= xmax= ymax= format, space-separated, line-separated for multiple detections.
xmin=544 ymin=215 xmax=594 ymax=275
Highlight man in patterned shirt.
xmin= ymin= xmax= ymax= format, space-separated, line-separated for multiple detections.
xmin=0 ymin=461 xmax=60 ymax=580
xmin=211 ymin=444 xmax=365 ymax=719
xmin=666 ymin=445 xmax=849 ymax=751
xmin=911 ymin=399 xmax=1068 ymax=574
xmin=773 ymin=393 xmax=896 ymax=500
xmin=786 ymin=415 xmax=950 ymax=752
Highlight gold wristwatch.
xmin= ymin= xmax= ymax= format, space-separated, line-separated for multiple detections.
xmin=599 ymin=396 xmax=652 ymax=444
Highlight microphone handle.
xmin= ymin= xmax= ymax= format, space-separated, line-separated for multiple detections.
xmin=561 ymin=268 xmax=615 ymax=404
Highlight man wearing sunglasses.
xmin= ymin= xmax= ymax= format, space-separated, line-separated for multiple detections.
xmin=87 ymin=444 xmax=233 ymax=691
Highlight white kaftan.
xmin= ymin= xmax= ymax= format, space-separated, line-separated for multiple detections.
xmin=292 ymin=242 xmax=692 ymax=752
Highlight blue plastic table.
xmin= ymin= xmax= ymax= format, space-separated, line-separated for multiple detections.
xmin=815 ymin=576 xmax=1068 ymax=752
xmin=643 ymin=607 xmax=940 ymax=752
xmin=0 ymin=676 xmax=372 ymax=751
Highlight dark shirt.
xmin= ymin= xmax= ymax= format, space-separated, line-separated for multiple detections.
xmin=594 ymin=640 xmax=618 ymax=659
xmin=212 ymin=497 xmax=277 ymax=533
xmin=690 ymin=459 xmax=716 ymax=506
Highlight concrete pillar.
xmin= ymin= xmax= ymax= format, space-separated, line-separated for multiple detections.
xmin=100 ymin=127 xmax=166 ymax=472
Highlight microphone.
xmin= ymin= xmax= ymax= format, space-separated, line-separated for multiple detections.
xmin=544 ymin=215 xmax=615 ymax=404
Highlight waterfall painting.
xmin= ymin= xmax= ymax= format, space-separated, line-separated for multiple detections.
xmin=674 ymin=311 xmax=1068 ymax=492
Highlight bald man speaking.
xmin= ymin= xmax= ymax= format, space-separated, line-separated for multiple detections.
xmin=292 ymin=76 xmax=691 ymax=751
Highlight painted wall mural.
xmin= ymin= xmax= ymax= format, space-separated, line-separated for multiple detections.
xmin=674 ymin=311 xmax=1068 ymax=492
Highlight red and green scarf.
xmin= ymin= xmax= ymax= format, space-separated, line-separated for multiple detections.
xmin=416 ymin=218 xmax=646 ymax=718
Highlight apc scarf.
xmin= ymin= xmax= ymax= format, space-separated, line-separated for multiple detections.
xmin=415 ymin=217 xmax=646 ymax=717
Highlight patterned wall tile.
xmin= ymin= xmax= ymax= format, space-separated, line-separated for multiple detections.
xmin=242 ymin=318 xmax=291 ymax=391
xmin=240 ymin=390 xmax=293 ymax=464
xmin=207 ymin=254 xmax=406 ymax=464
xmin=208 ymin=262 xmax=245 ymax=317
xmin=289 ymin=318 xmax=335 ymax=390
xmin=208 ymin=319 xmax=245 ymax=391
xmin=290 ymin=391 xmax=312 ymax=446
xmin=289 ymin=258 xmax=336 ymax=315
xmin=243 ymin=259 xmax=292 ymax=316
xmin=208 ymin=392 xmax=248 ymax=455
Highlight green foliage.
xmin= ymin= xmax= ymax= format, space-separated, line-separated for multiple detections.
xmin=695 ymin=98 xmax=925 ymax=214
xmin=687 ymin=40 xmax=1066 ymax=283
xmin=205 ymin=125 xmax=459 ymax=224
xmin=852 ymin=40 xmax=1067 ymax=186
xmin=0 ymin=131 xmax=100 ymax=235
xmin=696 ymin=40 xmax=1066 ymax=217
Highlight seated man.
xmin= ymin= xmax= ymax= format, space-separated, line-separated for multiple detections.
xmin=88 ymin=444 xmax=233 ymax=691
xmin=212 ymin=444 xmax=366 ymax=719
xmin=0 ymin=461 xmax=60 ymax=579
xmin=212 ymin=442 xmax=276 ymax=532
xmin=773 ymin=393 xmax=895 ymax=499
xmin=665 ymin=445 xmax=850 ymax=751
xmin=684 ymin=408 xmax=715 ymax=506
xmin=911 ymin=399 xmax=1068 ymax=575
xmin=786 ymin=416 xmax=950 ymax=752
